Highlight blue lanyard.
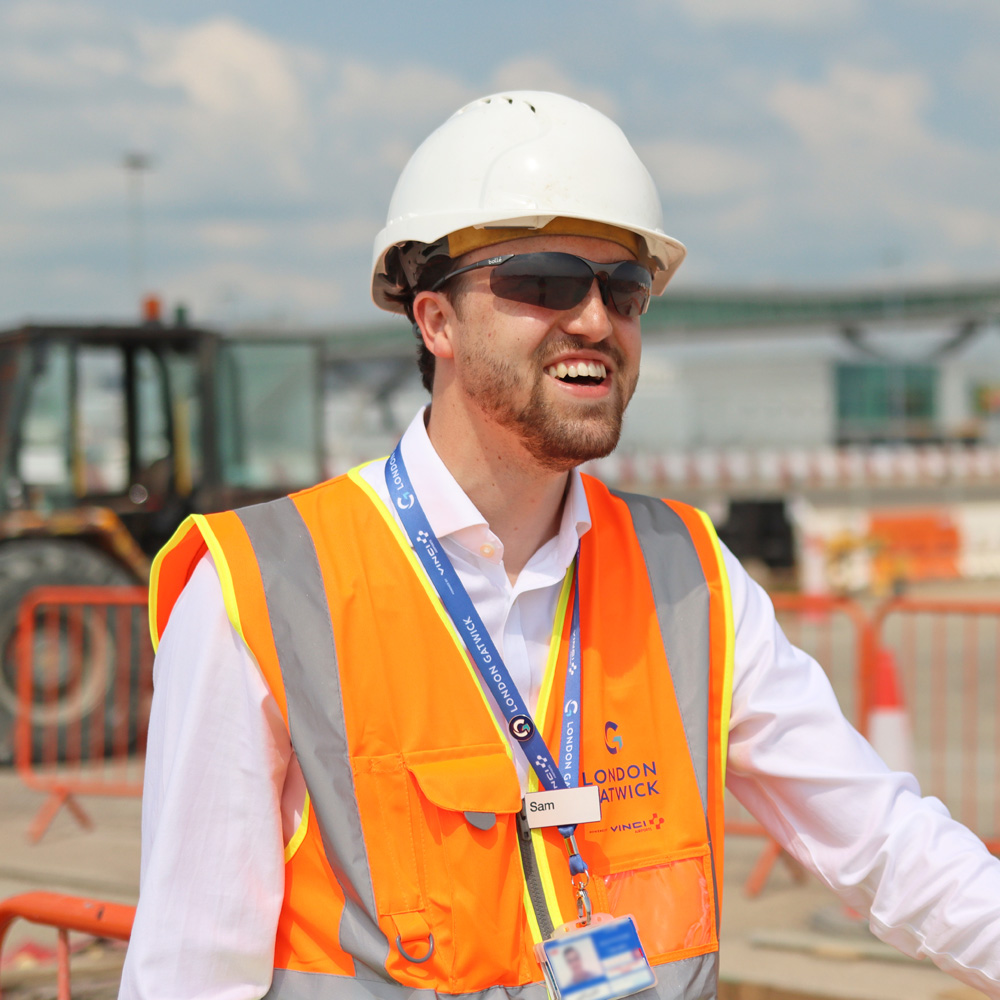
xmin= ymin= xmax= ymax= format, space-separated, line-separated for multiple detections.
xmin=385 ymin=444 xmax=583 ymax=804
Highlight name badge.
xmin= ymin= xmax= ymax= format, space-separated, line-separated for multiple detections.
xmin=523 ymin=785 xmax=601 ymax=829
xmin=536 ymin=914 xmax=656 ymax=1000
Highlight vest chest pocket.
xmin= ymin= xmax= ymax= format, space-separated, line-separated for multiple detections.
xmin=600 ymin=848 xmax=718 ymax=963
xmin=352 ymin=747 xmax=529 ymax=988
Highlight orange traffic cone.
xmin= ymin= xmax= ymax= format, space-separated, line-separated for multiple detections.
xmin=867 ymin=647 xmax=915 ymax=774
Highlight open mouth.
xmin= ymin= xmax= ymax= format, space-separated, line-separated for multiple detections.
xmin=544 ymin=361 xmax=608 ymax=387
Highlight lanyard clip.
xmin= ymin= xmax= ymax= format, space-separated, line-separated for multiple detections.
xmin=564 ymin=831 xmax=592 ymax=927
xmin=574 ymin=875 xmax=592 ymax=926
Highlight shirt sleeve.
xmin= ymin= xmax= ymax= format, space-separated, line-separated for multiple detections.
xmin=723 ymin=543 xmax=1000 ymax=997
xmin=118 ymin=555 xmax=290 ymax=1000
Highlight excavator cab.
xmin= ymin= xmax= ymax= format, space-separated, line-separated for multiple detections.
xmin=0 ymin=320 xmax=328 ymax=760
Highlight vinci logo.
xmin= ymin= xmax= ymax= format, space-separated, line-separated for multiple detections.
xmin=604 ymin=721 xmax=622 ymax=755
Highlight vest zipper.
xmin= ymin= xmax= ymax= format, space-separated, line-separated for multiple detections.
xmin=516 ymin=804 xmax=555 ymax=940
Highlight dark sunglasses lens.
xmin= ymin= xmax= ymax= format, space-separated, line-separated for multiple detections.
xmin=607 ymin=262 xmax=652 ymax=317
xmin=490 ymin=254 xmax=594 ymax=310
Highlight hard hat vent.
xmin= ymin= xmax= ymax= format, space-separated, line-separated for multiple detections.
xmin=478 ymin=95 xmax=536 ymax=113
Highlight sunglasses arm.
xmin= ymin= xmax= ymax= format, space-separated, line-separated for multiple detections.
xmin=429 ymin=255 xmax=516 ymax=292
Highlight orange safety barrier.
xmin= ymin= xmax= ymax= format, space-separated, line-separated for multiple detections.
xmin=873 ymin=597 xmax=1000 ymax=853
xmin=15 ymin=585 xmax=152 ymax=843
xmin=726 ymin=593 xmax=873 ymax=895
xmin=868 ymin=510 xmax=961 ymax=587
xmin=0 ymin=891 xmax=134 ymax=1000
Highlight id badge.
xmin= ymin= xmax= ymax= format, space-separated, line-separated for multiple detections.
xmin=535 ymin=914 xmax=656 ymax=1000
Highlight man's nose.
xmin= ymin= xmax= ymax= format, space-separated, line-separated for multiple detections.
xmin=562 ymin=279 xmax=615 ymax=341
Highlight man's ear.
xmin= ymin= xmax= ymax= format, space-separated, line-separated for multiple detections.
xmin=412 ymin=291 xmax=458 ymax=360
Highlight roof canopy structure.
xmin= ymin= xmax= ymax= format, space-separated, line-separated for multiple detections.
xmin=318 ymin=280 xmax=1000 ymax=361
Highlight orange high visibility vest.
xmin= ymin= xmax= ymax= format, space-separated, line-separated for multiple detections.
xmin=151 ymin=467 xmax=734 ymax=1000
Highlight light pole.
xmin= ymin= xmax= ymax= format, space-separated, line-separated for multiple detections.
xmin=123 ymin=152 xmax=151 ymax=313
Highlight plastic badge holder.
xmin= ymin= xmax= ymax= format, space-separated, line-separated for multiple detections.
xmin=535 ymin=914 xmax=656 ymax=1000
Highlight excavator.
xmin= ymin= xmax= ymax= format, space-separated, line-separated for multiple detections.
xmin=0 ymin=312 xmax=330 ymax=761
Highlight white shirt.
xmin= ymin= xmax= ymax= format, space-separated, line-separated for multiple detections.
xmin=119 ymin=409 xmax=1000 ymax=999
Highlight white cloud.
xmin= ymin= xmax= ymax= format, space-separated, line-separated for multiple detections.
xmin=194 ymin=216 xmax=376 ymax=255
xmin=327 ymin=60 xmax=469 ymax=123
xmin=957 ymin=42 xmax=1000 ymax=111
xmin=134 ymin=18 xmax=319 ymax=197
xmin=168 ymin=260 xmax=343 ymax=324
xmin=197 ymin=221 xmax=270 ymax=250
xmin=0 ymin=38 xmax=131 ymax=89
xmin=297 ymin=217 xmax=379 ymax=254
xmin=70 ymin=42 xmax=132 ymax=77
xmin=711 ymin=195 xmax=770 ymax=236
xmin=639 ymin=139 xmax=765 ymax=198
xmin=901 ymin=201 xmax=1000 ymax=253
xmin=756 ymin=60 xmax=1000 ymax=282
xmin=1 ymin=1 xmax=106 ymax=33
xmin=141 ymin=18 xmax=304 ymax=124
xmin=671 ymin=0 xmax=861 ymax=28
xmin=2 ymin=163 xmax=122 ymax=211
xmin=769 ymin=64 xmax=938 ymax=157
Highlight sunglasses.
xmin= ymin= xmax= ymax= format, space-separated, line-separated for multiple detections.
xmin=428 ymin=252 xmax=652 ymax=317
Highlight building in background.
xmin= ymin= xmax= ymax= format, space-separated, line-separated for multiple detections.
xmin=321 ymin=282 xmax=1000 ymax=594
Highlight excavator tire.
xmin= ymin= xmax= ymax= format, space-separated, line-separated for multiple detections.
xmin=0 ymin=539 xmax=136 ymax=764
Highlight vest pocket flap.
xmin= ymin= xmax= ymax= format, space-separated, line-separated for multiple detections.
xmin=406 ymin=751 xmax=522 ymax=814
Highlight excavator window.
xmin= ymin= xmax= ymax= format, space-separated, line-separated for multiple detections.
xmin=17 ymin=342 xmax=73 ymax=497
xmin=216 ymin=341 xmax=321 ymax=489
xmin=77 ymin=346 xmax=129 ymax=495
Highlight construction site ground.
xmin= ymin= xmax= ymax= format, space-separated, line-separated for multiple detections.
xmin=0 ymin=771 xmax=986 ymax=1000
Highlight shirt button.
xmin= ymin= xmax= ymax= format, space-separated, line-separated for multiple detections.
xmin=480 ymin=543 xmax=495 ymax=559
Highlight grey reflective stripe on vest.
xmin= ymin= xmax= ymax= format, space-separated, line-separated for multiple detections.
xmin=610 ymin=491 xmax=711 ymax=814
xmin=236 ymin=498 xmax=392 ymax=982
xmin=264 ymin=971 xmax=549 ymax=1000
xmin=611 ymin=490 xmax=721 ymax=932
xmin=264 ymin=954 xmax=718 ymax=1000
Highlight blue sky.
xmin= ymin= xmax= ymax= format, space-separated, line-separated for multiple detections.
xmin=1 ymin=0 xmax=998 ymax=328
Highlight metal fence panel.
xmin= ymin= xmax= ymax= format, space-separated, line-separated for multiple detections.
xmin=874 ymin=598 xmax=1000 ymax=852
xmin=15 ymin=585 xmax=151 ymax=842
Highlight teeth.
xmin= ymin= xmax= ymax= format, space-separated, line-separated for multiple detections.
xmin=544 ymin=361 xmax=608 ymax=380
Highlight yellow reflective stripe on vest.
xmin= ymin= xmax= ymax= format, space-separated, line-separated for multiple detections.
xmin=148 ymin=512 xmax=248 ymax=653
xmin=189 ymin=512 xmax=248 ymax=646
xmin=694 ymin=508 xmax=735 ymax=782
xmin=148 ymin=515 xmax=200 ymax=652
xmin=284 ymin=793 xmax=311 ymax=864
xmin=526 ymin=564 xmax=579 ymax=932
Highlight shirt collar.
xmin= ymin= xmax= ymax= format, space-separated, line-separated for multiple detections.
xmin=397 ymin=406 xmax=591 ymax=566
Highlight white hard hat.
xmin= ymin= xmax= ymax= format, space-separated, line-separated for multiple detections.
xmin=371 ymin=90 xmax=686 ymax=314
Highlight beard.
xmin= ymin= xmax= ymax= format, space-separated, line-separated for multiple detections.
xmin=458 ymin=334 xmax=638 ymax=472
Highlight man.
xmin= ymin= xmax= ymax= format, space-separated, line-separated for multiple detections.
xmin=120 ymin=92 xmax=1000 ymax=999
